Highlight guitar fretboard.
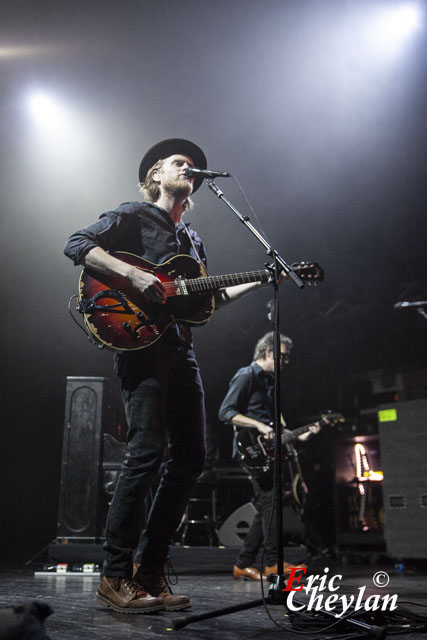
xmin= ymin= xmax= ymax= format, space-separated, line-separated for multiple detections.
xmin=282 ymin=423 xmax=317 ymax=443
xmin=184 ymin=270 xmax=270 ymax=293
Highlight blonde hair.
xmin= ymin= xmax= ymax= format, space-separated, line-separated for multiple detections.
xmin=139 ymin=158 xmax=194 ymax=212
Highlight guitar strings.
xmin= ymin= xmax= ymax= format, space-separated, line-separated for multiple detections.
xmin=160 ymin=270 xmax=270 ymax=295
xmin=159 ymin=264 xmax=315 ymax=291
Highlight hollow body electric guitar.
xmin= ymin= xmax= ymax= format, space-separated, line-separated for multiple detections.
xmin=78 ymin=252 xmax=323 ymax=351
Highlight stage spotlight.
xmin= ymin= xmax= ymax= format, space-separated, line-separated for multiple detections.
xmin=27 ymin=92 xmax=67 ymax=129
xmin=26 ymin=90 xmax=89 ymax=166
xmin=381 ymin=3 xmax=422 ymax=39
xmin=364 ymin=2 xmax=422 ymax=57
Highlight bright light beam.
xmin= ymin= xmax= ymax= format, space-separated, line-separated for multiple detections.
xmin=362 ymin=2 xmax=422 ymax=58
xmin=27 ymin=92 xmax=68 ymax=129
xmin=380 ymin=3 xmax=422 ymax=39
xmin=25 ymin=90 xmax=91 ymax=173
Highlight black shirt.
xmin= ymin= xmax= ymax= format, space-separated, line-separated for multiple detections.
xmin=64 ymin=200 xmax=208 ymax=347
xmin=64 ymin=200 xmax=207 ymax=267
xmin=218 ymin=361 xmax=275 ymax=426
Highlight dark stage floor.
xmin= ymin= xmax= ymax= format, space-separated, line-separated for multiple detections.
xmin=1 ymin=557 xmax=427 ymax=639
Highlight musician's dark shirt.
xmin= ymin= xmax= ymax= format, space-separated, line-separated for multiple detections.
xmin=64 ymin=200 xmax=207 ymax=347
xmin=218 ymin=361 xmax=275 ymax=426
xmin=64 ymin=200 xmax=207 ymax=267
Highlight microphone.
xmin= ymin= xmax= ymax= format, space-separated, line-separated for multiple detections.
xmin=185 ymin=167 xmax=231 ymax=178
xmin=394 ymin=300 xmax=427 ymax=309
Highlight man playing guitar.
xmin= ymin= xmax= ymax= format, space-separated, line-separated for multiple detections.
xmin=64 ymin=139 xmax=273 ymax=613
xmin=219 ymin=331 xmax=320 ymax=581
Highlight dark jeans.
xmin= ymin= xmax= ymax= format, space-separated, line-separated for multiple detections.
xmin=236 ymin=478 xmax=278 ymax=568
xmin=103 ymin=341 xmax=206 ymax=577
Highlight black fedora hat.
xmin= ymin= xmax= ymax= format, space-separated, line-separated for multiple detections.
xmin=138 ymin=138 xmax=207 ymax=193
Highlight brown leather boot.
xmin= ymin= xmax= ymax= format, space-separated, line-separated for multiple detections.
xmin=96 ymin=576 xmax=165 ymax=613
xmin=233 ymin=565 xmax=261 ymax=581
xmin=133 ymin=567 xmax=191 ymax=611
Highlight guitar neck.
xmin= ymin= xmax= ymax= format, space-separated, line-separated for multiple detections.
xmin=282 ymin=422 xmax=318 ymax=443
xmin=185 ymin=270 xmax=269 ymax=293
xmin=281 ymin=412 xmax=342 ymax=444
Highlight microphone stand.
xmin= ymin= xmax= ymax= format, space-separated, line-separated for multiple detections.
xmin=394 ymin=300 xmax=427 ymax=322
xmin=205 ymin=178 xmax=303 ymax=600
xmin=171 ymin=180 xmax=385 ymax=637
xmin=206 ymin=180 xmax=305 ymax=600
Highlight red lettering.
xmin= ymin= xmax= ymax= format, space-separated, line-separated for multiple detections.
xmin=283 ymin=567 xmax=307 ymax=591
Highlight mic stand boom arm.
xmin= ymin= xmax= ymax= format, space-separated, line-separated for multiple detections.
xmin=206 ymin=180 xmax=305 ymax=290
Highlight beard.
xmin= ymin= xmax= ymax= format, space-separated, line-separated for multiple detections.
xmin=164 ymin=176 xmax=193 ymax=200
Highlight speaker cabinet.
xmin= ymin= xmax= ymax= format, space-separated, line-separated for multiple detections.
xmin=379 ymin=398 xmax=427 ymax=558
xmin=57 ymin=376 xmax=112 ymax=540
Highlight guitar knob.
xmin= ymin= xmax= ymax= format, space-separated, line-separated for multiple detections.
xmin=122 ymin=322 xmax=131 ymax=333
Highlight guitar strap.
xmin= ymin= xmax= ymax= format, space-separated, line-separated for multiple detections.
xmin=182 ymin=224 xmax=205 ymax=268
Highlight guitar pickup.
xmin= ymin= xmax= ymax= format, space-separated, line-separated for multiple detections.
xmin=176 ymin=276 xmax=189 ymax=296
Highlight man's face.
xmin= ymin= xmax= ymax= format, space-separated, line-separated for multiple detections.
xmin=263 ymin=344 xmax=291 ymax=372
xmin=156 ymin=154 xmax=194 ymax=198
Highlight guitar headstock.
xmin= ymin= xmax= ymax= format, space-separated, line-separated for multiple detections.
xmin=291 ymin=262 xmax=324 ymax=284
xmin=319 ymin=410 xmax=345 ymax=426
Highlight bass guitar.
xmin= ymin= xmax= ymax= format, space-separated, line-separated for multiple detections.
xmin=78 ymin=252 xmax=323 ymax=351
